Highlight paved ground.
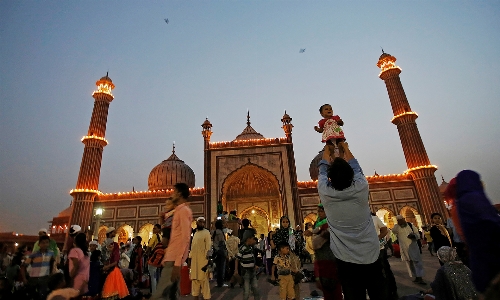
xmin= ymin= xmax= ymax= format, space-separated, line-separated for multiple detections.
xmin=200 ymin=250 xmax=440 ymax=300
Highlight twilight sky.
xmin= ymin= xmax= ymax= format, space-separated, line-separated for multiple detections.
xmin=1 ymin=1 xmax=499 ymax=235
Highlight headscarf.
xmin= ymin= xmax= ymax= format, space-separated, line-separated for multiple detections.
xmin=273 ymin=216 xmax=295 ymax=252
xmin=456 ymin=170 xmax=500 ymax=293
xmin=437 ymin=246 xmax=457 ymax=264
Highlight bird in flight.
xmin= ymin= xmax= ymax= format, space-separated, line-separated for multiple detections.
xmin=164 ymin=18 xmax=169 ymax=24
xmin=299 ymin=48 xmax=306 ymax=53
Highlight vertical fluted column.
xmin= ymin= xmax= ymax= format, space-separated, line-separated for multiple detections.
xmin=281 ymin=112 xmax=300 ymax=225
xmin=377 ymin=53 xmax=446 ymax=224
xmin=201 ymin=119 xmax=213 ymax=225
xmin=67 ymin=75 xmax=115 ymax=247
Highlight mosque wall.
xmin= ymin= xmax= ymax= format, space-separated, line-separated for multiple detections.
xmin=297 ymin=190 xmax=320 ymax=228
xmin=295 ymin=180 xmax=424 ymax=228
xmin=91 ymin=194 xmax=205 ymax=234
xmin=368 ymin=180 xmax=421 ymax=219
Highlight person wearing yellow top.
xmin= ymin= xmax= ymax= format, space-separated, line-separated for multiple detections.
xmin=423 ymin=226 xmax=435 ymax=256
xmin=146 ymin=224 xmax=162 ymax=256
xmin=304 ymin=222 xmax=315 ymax=262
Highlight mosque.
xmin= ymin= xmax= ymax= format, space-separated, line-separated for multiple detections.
xmin=50 ymin=53 xmax=448 ymax=245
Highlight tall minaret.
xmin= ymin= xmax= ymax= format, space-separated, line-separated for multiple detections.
xmin=201 ymin=118 xmax=213 ymax=225
xmin=377 ymin=52 xmax=446 ymax=223
xmin=69 ymin=74 xmax=115 ymax=237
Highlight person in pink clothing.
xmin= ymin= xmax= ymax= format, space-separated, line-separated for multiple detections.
xmin=151 ymin=182 xmax=193 ymax=300
xmin=68 ymin=233 xmax=90 ymax=295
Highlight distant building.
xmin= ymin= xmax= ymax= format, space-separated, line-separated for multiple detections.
xmin=52 ymin=53 xmax=449 ymax=245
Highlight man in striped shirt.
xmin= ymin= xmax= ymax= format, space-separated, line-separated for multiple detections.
xmin=236 ymin=231 xmax=260 ymax=300
xmin=22 ymin=235 xmax=56 ymax=299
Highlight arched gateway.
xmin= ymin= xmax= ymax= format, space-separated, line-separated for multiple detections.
xmin=221 ymin=163 xmax=282 ymax=233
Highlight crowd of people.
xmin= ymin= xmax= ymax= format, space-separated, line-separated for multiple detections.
xmin=1 ymin=142 xmax=499 ymax=300
xmin=313 ymin=142 xmax=500 ymax=300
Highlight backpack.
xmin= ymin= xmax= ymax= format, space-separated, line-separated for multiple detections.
xmin=148 ymin=247 xmax=165 ymax=268
xmin=212 ymin=229 xmax=227 ymax=258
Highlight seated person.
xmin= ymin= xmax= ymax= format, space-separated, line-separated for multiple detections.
xmin=424 ymin=246 xmax=478 ymax=300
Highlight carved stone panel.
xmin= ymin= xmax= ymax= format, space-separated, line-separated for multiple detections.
xmin=370 ymin=191 xmax=391 ymax=201
xmin=301 ymin=196 xmax=319 ymax=207
xmin=190 ymin=204 xmax=204 ymax=214
xmin=393 ymin=189 xmax=415 ymax=200
xmin=117 ymin=208 xmax=137 ymax=218
xmin=102 ymin=208 xmax=114 ymax=219
xmin=139 ymin=207 xmax=159 ymax=217
xmin=371 ymin=203 xmax=396 ymax=214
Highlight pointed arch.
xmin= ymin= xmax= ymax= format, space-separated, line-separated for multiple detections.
xmin=97 ymin=226 xmax=108 ymax=244
xmin=221 ymin=162 xmax=280 ymax=203
xmin=240 ymin=206 xmax=270 ymax=237
xmin=138 ymin=223 xmax=154 ymax=246
xmin=116 ymin=224 xmax=134 ymax=244
xmin=303 ymin=213 xmax=317 ymax=228
xmin=220 ymin=162 xmax=283 ymax=228
xmin=400 ymin=206 xmax=422 ymax=228
xmin=375 ymin=207 xmax=395 ymax=228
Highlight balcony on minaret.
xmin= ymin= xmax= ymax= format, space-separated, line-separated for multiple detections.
xmin=377 ymin=52 xmax=401 ymax=75
xmin=281 ymin=111 xmax=293 ymax=140
xmin=201 ymin=118 xmax=213 ymax=140
xmin=92 ymin=74 xmax=115 ymax=97
xmin=390 ymin=111 xmax=419 ymax=125
xmin=81 ymin=135 xmax=109 ymax=147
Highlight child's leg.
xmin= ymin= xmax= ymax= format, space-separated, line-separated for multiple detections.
xmin=336 ymin=139 xmax=345 ymax=159
xmin=242 ymin=271 xmax=250 ymax=300
xmin=250 ymin=273 xmax=261 ymax=300
xmin=326 ymin=140 xmax=337 ymax=159
xmin=278 ymin=276 xmax=287 ymax=300
xmin=286 ymin=275 xmax=295 ymax=300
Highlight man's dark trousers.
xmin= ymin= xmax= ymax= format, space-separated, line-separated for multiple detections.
xmin=336 ymin=258 xmax=387 ymax=300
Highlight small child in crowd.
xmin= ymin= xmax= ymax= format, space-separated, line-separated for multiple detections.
xmin=271 ymin=242 xmax=299 ymax=300
xmin=236 ymin=232 xmax=261 ymax=300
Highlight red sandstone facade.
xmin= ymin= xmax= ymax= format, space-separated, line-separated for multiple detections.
xmin=60 ymin=54 xmax=447 ymax=244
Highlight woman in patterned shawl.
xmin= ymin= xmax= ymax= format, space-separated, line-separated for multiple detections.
xmin=424 ymin=246 xmax=478 ymax=300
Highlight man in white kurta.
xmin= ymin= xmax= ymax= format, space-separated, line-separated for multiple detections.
xmin=392 ymin=215 xmax=425 ymax=284
xmin=189 ymin=217 xmax=212 ymax=300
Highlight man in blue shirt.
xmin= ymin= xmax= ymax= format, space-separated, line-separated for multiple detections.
xmin=317 ymin=142 xmax=386 ymax=300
